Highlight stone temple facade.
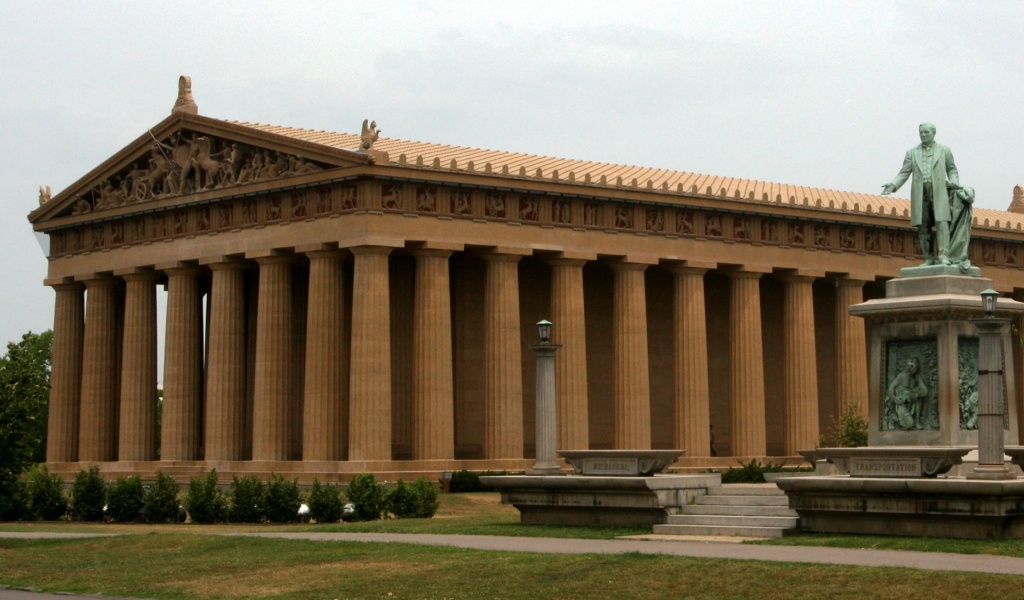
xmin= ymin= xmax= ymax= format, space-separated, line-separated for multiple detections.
xmin=27 ymin=80 xmax=1024 ymax=481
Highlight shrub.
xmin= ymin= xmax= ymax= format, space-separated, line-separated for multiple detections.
xmin=447 ymin=469 xmax=507 ymax=493
xmin=720 ymin=459 xmax=788 ymax=484
xmin=229 ymin=474 xmax=265 ymax=523
xmin=819 ymin=404 xmax=869 ymax=448
xmin=144 ymin=472 xmax=180 ymax=523
xmin=345 ymin=473 xmax=386 ymax=521
xmin=183 ymin=470 xmax=226 ymax=524
xmin=411 ymin=477 xmax=439 ymax=518
xmin=0 ymin=476 xmax=27 ymax=521
xmin=388 ymin=477 xmax=439 ymax=519
xmin=448 ymin=470 xmax=481 ymax=493
xmin=105 ymin=475 xmax=144 ymax=522
xmin=26 ymin=465 xmax=66 ymax=520
xmin=265 ymin=473 xmax=301 ymax=523
xmin=307 ymin=478 xmax=344 ymax=524
xmin=386 ymin=480 xmax=417 ymax=518
xmin=70 ymin=466 xmax=106 ymax=521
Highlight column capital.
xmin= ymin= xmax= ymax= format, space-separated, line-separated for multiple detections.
xmin=117 ymin=269 xmax=161 ymax=282
xmin=607 ymin=260 xmax=650 ymax=273
xmin=303 ymin=248 xmax=348 ymax=261
xmin=547 ymin=257 xmax=588 ymax=268
xmin=162 ymin=265 xmax=206 ymax=277
xmin=667 ymin=265 xmax=709 ymax=277
xmin=777 ymin=273 xmax=819 ymax=284
xmin=76 ymin=274 xmax=119 ymax=287
xmin=480 ymin=251 xmax=524 ymax=264
xmin=206 ymin=259 xmax=250 ymax=272
xmin=479 ymin=246 xmax=532 ymax=257
xmin=252 ymin=254 xmax=295 ymax=267
xmin=606 ymin=255 xmax=659 ymax=268
xmin=662 ymin=259 xmax=717 ymax=272
xmin=349 ymin=245 xmax=395 ymax=257
xmin=47 ymin=279 xmax=84 ymax=292
xmin=834 ymin=273 xmax=875 ymax=285
xmin=412 ymin=248 xmax=454 ymax=260
xmin=199 ymin=255 xmax=247 ymax=267
xmin=723 ymin=269 xmax=765 ymax=280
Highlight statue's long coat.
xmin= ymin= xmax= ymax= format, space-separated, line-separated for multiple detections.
xmin=887 ymin=143 xmax=959 ymax=226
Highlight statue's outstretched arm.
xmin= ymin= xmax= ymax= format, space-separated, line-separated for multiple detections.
xmin=883 ymin=151 xmax=913 ymax=194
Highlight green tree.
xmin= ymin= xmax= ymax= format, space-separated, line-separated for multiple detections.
xmin=0 ymin=331 xmax=52 ymax=519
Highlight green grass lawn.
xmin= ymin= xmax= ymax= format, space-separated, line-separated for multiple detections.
xmin=2 ymin=534 xmax=1024 ymax=600
xmin=755 ymin=531 xmax=1024 ymax=558
xmin=5 ymin=492 xmax=1024 ymax=598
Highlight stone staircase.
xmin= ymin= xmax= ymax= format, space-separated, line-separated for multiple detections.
xmin=652 ymin=483 xmax=798 ymax=538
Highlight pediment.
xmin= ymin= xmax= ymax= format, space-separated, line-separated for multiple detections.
xmin=30 ymin=114 xmax=372 ymax=227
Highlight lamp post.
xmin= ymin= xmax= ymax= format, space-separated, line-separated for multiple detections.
xmin=528 ymin=320 xmax=564 ymax=476
xmin=968 ymin=289 xmax=1015 ymax=480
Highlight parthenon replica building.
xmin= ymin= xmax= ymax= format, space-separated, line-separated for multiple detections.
xmin=28 ymin=78 xmax=1024 ymax=481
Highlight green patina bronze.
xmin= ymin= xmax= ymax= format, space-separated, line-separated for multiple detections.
xmin=882 ymin=123 xmax=975 ymax=272
xmin=882 ymin=339 xmax=939 ymax=431
xmin=958 ymin=336 xmax=979 ymax=430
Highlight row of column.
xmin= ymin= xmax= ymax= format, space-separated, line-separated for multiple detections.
xmin=46 ymin=250 xmax=871 ymax=463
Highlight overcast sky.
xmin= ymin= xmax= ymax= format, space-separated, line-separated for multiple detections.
xmin=3 ymin=1 xmax=1024 ymax=358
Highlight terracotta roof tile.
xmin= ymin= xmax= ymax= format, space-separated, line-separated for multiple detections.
xmin=229 ymin=120 xmax=1024 ymax=233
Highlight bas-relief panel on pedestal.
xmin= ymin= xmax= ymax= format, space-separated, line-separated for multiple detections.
xmin=956 ymin=335 xmax=1009 ymax=431
xmin=958 ymin=336 xmax=980 ymax=430
xmin=882 ymin=339 xmax=939 ymax=431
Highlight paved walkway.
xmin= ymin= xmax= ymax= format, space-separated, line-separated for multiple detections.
xmin=224 ymin=531 xmax=1024 ymax=575
xmin=3 ymin=529 xmax=1024 ymax=598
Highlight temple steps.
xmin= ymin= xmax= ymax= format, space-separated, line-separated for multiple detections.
xmin=653 ymin=483 xmax=799 ymax=538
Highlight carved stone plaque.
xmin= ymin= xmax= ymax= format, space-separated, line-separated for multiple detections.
xmin=581 ymin=458 xmax=638 ymax=476
xmin=849 ymin=457 xmax=921 ymax=477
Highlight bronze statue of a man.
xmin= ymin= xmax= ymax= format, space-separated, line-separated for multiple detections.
xmin=881 ymin=123 xmax=959 ymax=266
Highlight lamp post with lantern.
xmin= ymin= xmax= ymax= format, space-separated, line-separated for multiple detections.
xmin=528 ymin=320 xmax=564 ymax=476
xmin=968 ymin=289 xmax=1016 ymax=480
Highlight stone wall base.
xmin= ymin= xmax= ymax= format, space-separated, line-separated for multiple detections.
xmin=44 ymin=459 xmax=536 ymax=485
xmin=481 ymin=474 xmax=721 ymax=526
xmin=779 ymin=475 xmax=1024 ymax=539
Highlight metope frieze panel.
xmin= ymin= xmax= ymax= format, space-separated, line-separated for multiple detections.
xmin=49 ymin=185 xmax=357 ymax=258
xmin=645 ymin=208 xmax=664 ymax=232
xmin=65 ymin=130 xmax=331 ymax=217
xmin=882 ymin=339 xmax=939 ymax=431
xmin=518 ymin=196 xmax=539 ymax=221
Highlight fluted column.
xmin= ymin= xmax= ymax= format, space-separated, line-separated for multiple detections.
xmin=117 ymin=271 xmax=159 ymax=461
xmin=836 ymin=278 xmax=870 ymax=415
xmin=670 ymin=266 xmax=711 ymax=457
xmin=412 ymin=249 xmax=455 ymax=460
xmin=610 ymin=261 xmax=651 ymax=449
xmin=302 ymin=250 xmax=348 ymax=461
xmin=781 ymin=274 xmax=820 ymax=454
xmin=483 ymin=253 xmax=524 ymax=458
xmin=162 ymin=266 xmax=204 ymax=461
xmin=252 ymin=255 xmax=294 ymax=461
xmin=727 ymin=269 xmax=767 ymax=456
xmin=348 ymin=246 xmax=393 ymax=461
xmin=79 ymin=277 xmax=121 ymax=462
xmin=47 ymin=282 xmax=84 ymax=462
xmin=204 ymin=261 xmax=248 ymax=461
xmin=548 ymin=258 xmax=589 ymax=451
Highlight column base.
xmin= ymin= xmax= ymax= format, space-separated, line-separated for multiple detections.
xmin=967 ymin=465 xmax=1018 ymax=480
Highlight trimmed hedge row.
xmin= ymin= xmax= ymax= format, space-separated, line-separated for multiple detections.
xmin=3 ymin=468 xmax=439 ymax=523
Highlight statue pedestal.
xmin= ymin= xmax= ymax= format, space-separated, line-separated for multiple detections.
xmin=848 ymin=269 xmax=1024 ymax=448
